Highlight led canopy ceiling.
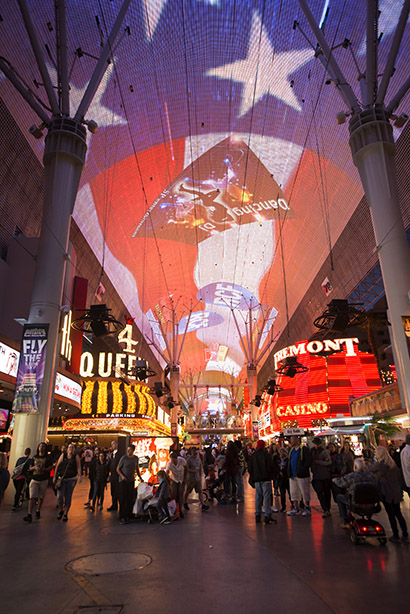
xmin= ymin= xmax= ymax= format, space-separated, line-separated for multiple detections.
xmin=0 ymin=0 xmax=408 ymax=395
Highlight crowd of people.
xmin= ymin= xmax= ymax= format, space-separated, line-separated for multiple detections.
xmin=0 ymin=434 xmax=409 ymax=543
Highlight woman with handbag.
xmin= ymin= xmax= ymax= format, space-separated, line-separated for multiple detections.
xmin=54 ymin=443 xmax=82 ymax=521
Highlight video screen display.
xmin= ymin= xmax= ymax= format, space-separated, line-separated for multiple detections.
xmin=1 ymin=1 xmax=408 ymax=383
xmin=0 ymin=408 xmax=11 ymax=434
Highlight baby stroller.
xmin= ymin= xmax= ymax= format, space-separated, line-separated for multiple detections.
xmin=133 ymin=482 xmax=157 ymax=521
xmin=346 ymin=483 xmax=386 ymax=546
xmin=133 ymin=482 xmax=177 ymax=523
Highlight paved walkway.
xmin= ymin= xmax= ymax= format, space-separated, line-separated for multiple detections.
xmin=1 ymin=481 xmax=409 ymax=613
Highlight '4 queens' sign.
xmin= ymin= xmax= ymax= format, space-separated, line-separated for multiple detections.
xmin=79 ymin=323 xmax=146 ymax=379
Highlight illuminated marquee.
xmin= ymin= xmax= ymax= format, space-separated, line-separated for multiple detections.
xmin=79 ymin=323 xmax=144 ymax=379
xmin=273 ymin=337 xmax=360 ymax=370
xmin=276 ymin=402 xmax=329 ymax=417
xmin=270 ymin=339 xmax=381 ymax=429
xmin=81 ymin=379 xmax=156 ymax=418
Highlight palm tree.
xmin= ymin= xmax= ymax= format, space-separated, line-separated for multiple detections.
xmin=370 ymin=413 xmax=401 ymax=445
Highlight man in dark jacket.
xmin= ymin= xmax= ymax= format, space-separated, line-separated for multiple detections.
xmin=287 ymin=436 xmax=311 ymax=517
xmin=107 ymin=440 xmax=121 ymax=511
xmin=311 ymin=437 xmax=332 ymax=518
xmin=247 ymin=440 xmax=277 ymax=525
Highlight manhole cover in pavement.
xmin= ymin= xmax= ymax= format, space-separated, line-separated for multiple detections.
xmin=66 ymin=553 xmax=151 ymax=576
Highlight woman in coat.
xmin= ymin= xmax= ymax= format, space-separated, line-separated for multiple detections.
xmin=369 ymin=446 xmax=408 ymax=543
xmin=54 ymin=443 xmax=82 ymax=521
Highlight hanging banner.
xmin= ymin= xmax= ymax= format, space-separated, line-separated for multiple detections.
xmin=12 ymin=324 xmax=49 ymax=414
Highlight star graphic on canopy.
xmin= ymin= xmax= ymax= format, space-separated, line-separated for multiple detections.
xmin=144 ymin=0 xmax=167 ymax=40
xmin=206 ymin=10 xmax=313 ymax=117
xmin=48 ymin=62 xmax=126 ymax=129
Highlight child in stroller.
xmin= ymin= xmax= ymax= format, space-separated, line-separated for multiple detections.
xmin=133 ymin=474 xmax=176 ymax=523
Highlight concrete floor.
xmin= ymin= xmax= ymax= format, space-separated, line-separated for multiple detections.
xmin=1 ymin=481 xmax=409 ymax=614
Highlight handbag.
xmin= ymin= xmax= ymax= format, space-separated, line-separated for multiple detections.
xmin=55 ymin=460 xmax=69 ymax=489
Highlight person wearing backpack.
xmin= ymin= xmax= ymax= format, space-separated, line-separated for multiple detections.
xmin=11 ymin=447 xmax=31 ymax=510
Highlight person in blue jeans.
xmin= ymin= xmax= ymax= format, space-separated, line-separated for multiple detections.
xmin=247 ymin=440 xmax=277 ymax=525
xmin=156 ymin=470 xmax=172 ymax=524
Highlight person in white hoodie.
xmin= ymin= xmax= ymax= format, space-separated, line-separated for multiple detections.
xmin=400 ymin=434 xmax=410 ymax=498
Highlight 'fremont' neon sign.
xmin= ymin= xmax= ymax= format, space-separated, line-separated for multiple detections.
xmin=274 ymin=338 xmax=359 ymax=370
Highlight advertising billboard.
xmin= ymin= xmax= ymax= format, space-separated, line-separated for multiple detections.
xmin=12 ymin=324 xmax=49 ymax=414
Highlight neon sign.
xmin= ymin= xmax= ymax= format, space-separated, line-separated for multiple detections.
xmin=276 ymin=402 xmax=329 ymax=417
xmin=60 ymin=310 xmax=72 ymax=362
xmin=79 ymin=323 xmax=145 ymax=379
xmin=274 ymin=337 xmax=360 ymax=370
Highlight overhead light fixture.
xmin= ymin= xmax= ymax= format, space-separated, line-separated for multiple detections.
xmin=276 ymin=356 xmax=308 ymax=378
xmin=153 ymin=382 xmax=165 ymax=398
xmin=29 ymin=123 xmax=45 ymax=139
xmin=264 ymin=378 xmax=282 ymax=395
xmin=392 ymin=113 xmax=408 ymax=128
xmin=252 ymin=395 xmax=262 ymax=407
xmin=129 ymin=359 xmax=156 ymax=381
xmin=313 ymin=299 xmax=366 ymax=332
xmin=71 ymin=304 xmax=125 ymax=337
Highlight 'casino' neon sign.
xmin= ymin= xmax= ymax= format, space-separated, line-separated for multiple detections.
xmin=276 ymin=402 xmax=329 ymax=417
xmin=274 ymin=338 xmax=359 ymax=370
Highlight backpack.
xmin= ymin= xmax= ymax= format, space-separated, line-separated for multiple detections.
xmin=11 ymin=458 xmax=29 ymax=480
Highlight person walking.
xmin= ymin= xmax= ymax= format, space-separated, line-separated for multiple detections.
xmin=0 ymin=452 xmax=10 ymax=507
xmin=340 ymin=441 xmax=355 ymax=475
xmin=311 ymin=437 xmax=332 ymax=518
xmin=221 ymin=441 xmax=239 ymax=503
xmin=84 ymin=447 xmax=99 ymax=509
xmin=11 ymin=447 xmax=31 ymax=511
xmin=90 ymin=452 xmax=109 ymax=512
xmin=278 ymin=447 xmax=291 ymax=513
xmin=107 ymin=440 xmax=120 ymax=511
xmin=247 ymin=440 xmax=277 ymax=525
xmin=287 ymin=436 xmax=312 ymax=517
xmin=117 ymin=444 xmax=143 ymax=524
xmin=328 ymin=442 xmax=343 ymax=503
xmin=368 ymin=446 xmax=409 ymax=543
xmin=235 ymin=440 xmax=245 ymax=502
xmin=83 ymin=447 xmax=93 ymax=476
xmin=166 ymin=451 xmax=187 ymax=518
xmin=23 ymin=442 xmax=52 ymax=523
xmin=184 ymin=447 xmax=209 ymax=512
xmin=54 ymin=443 xmax=82 ymax=521
xmin=400 ymin=433 xmax=410 ymax=498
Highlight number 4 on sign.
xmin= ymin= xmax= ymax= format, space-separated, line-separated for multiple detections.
xmin=118 ymin=324 xmax=139 ymax=354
